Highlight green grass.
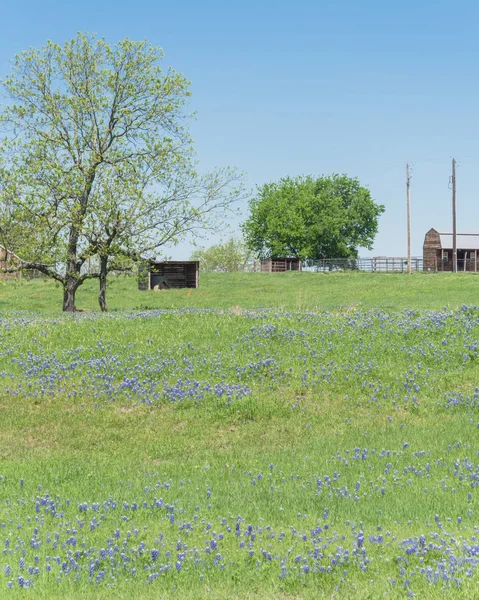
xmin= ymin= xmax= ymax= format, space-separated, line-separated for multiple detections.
xmin=2 ymin=270 xmax=479 ymax=313
xmin=1 ymin=273 xmax=479 ymax=597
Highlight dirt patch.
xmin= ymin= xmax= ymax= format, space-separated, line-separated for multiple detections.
xmin=216 ymin=423 xmax=240 ymax=437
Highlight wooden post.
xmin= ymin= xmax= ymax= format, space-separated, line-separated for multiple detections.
xmin=452 ymin=158 xmax=457 ymax=273
xmin=406 ymin=164 xmax=411 ymax=274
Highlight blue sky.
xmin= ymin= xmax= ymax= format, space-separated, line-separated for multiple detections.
xmin=1 ymin=0 xmax=478 ymax=258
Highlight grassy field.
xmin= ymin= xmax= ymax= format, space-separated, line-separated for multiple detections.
xmin=1 ymin=270 xmax=479 ymax=313
xmin=1 ymin=273 xmax=479 ymax=598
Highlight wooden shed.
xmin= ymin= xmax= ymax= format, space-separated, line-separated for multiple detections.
xmin=139 ymin=260 xmax=199 ymax=290
xmin=423 ymin=228 xmax=479 ymax=271
xmin=260 ymin=257 xmax=302 ymax=272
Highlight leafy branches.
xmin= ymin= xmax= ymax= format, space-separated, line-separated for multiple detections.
xmin=190 ymin=237 xmax=255 ymax=272
xmin=0 ymin=33 xmax=244 ymax=311
xmin=242 ymin=174 xmax=384 ymax=262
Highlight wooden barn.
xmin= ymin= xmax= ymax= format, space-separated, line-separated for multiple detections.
xmin=260 ymin=257 xmax=302 ymax=272
xmin=423 ymin=228 xmax=479 ymax=271
xmin=138 ymin=260 xmax=199 ymax=290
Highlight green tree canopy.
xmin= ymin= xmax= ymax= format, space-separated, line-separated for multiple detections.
xmin=190 ymin=237 xmax=255 ymax=272
xmin=242 ymin=174 xmax=385 ymax=262
xmin=0 ymin=33 xmax=243 ymax=311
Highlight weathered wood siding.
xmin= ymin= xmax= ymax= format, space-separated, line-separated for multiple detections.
xmin=140 ymin=261 xmax=199 ymax=290
xmin=260 ymin=258 xmax=302 ymax=272
xmin=0 ymin=247 xmax=21 ymax=279
xmin=423 ymin=229 xmax=441 ymax=271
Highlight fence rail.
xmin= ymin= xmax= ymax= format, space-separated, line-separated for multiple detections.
xmin=304 ymin=257 xmax=423 ymax=273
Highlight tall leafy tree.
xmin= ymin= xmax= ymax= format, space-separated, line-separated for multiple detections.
xmin=242 ymin=175 xmax=384 ymax=262
xmin=0 ymin=33 xmax=243 ymax=311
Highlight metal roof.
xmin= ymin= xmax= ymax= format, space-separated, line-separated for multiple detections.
xmin=436 ymin=229 xmax=479 ymax=250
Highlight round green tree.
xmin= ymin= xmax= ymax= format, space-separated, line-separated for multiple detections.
xmin=242 ymin=174 xmax=385 ymax=262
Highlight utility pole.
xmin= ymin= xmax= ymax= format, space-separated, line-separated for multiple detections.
xmin=452 ymin=158 xmax=457 ymax=273
xmin=406 ymin=164 xmax=411 ymax=275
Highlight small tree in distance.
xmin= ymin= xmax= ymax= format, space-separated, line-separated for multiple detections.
xmin=190 ymin=237 xmax=255 ymax=272
xmin=242 ymin=174 xmax=384 ymax=263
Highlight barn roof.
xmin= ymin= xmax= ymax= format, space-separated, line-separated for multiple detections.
xmin=262 ymin=256 xmax=301 ymax=261
xmin=148 ymin=260 xmax=198 ymax=264
xmin=435 ymin=229 xmax=479 ymax=250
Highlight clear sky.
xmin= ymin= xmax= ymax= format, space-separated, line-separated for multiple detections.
xmin=1 ymin=0 xmax=478 ymax=259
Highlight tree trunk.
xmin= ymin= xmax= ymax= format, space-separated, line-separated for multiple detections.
xmin=62 ymin=167 xmax=98 ymax=313
xmin=98 ymin=255 xmax=108 ymax=312
xmin=63 ymin=276 xmax=78 ymax=312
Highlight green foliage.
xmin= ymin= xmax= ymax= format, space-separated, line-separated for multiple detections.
xmin=0 ymin=33 xmax=244 ymax=311
xmin=190 ymin=237 xmax=255 ymax=272
xmin=242 ymin=174 xmax=385 ymax=261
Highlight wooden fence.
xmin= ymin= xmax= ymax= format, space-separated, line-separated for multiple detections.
xmin=434 ymin=257 xmax=478 ymax=272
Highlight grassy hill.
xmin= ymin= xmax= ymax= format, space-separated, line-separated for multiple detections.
xmin=1 ymin=270 xmax=479 ymax=312
xmin=1 ymin=272 xmax=479 ymax=598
